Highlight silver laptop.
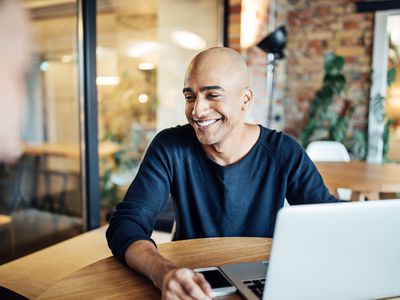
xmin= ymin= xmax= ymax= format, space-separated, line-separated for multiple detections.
xmin=220 ymin=200 xmax=400 ymax=300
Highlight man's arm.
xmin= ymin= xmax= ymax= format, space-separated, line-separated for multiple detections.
xmin=107 ymin=129 xmax=213 ymax=299
xmin=124 ymin=240 xmax=213 ymax=300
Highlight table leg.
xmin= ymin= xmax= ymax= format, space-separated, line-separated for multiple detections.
xmin=351 ymin=191 xmax=364 ymax=201
xmin=364 ymin=192 xmax=380 ymax=201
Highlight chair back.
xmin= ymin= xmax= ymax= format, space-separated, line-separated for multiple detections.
xmin=306 ymin=141 xmax=350 ymax=162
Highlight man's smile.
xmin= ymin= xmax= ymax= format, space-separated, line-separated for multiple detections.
xmin=192 ymin=118 xmax=222 ymax=128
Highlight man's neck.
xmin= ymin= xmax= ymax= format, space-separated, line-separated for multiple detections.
xmin=201 ymin=124 xmax=260 ymax=166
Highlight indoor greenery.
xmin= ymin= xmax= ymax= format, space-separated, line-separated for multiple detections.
xmin=300 ymin=52 xmax=397 ymax=161
xmin=371 ymin=66 xmax=397 ymax=161
xmin=300 ymin=53 xmax=351 ymax=148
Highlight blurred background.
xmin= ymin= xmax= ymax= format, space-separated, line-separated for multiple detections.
xmin=0 ymin=0 xmax=399 ymax=264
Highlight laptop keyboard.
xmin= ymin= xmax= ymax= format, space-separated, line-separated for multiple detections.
xmin=243 ymin=278 xmax=266 ymax=299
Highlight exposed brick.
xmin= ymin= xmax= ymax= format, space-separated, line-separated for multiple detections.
xmin=230 ymin=0 xmax=242 ymax=5
xmin=228 ymin=23 xmax=241 ymax=36
xmin=307 ymin=31 xmax=334 ymax=40
xmin=344 ymin=21 xmax=360 ymax=30
xmin=358 ymin=56 xmax=371 ymax=64
xmin=336 ymin=30 xmax=363 ymax=39
xmin=345 ymin=2 xmax=356 ymax=13
xmin=330 ymin=5 xmax=345 ymax=15
xmin=227 ymin=0 xmax=372 ymax=136
xmin=283 ymin=0 xmax=373 ymax=137
xmin=229 ymin=37 xmax=240 ymax=45
xmin=316 ymin=6 xmax=330 ymax=16
xmin=229 ymin=3 xmax=241 ymax=14
xmin=336 ymin=46 xmax=365 ymax=56
xmin=330 ymin=22 xmax=343 ymax=31
xmin=230 ymin=13 xmax=241 ymax=23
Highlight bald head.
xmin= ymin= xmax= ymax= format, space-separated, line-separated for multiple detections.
xmin=183 ymin=47 xmax=254 ymax=148
xmin=185 ymin=47 xmax=249 ymax=88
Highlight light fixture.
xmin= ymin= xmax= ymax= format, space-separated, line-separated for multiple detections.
xmin=39 ymin=61 xmax=49 ymax=72
xmin=126 ymin=41 xmax=159 ymax=58
xmin=61 ymin=55 xmax=72 ymax=63
xmin=257 ymin=25 xmax=287 ymax=127
xmin=96 ymin=76 xmax=120 ymax=86
xmin=170 ymin=31 xmax=206 ymax=50
xmin=138 ymin=93 xmax=148 ymax=103
xmin=138 ymin=62 xmax=155 ymax=71
xmin=257 ymin=26 xmax=287 ymax=59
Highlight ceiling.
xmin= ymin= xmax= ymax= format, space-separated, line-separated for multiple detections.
xmin=23 ymin=0 xmax=158 ymax=61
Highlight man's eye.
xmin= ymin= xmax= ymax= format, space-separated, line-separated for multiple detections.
xmin=184 ymin=95 xmax=195 ymax=102
xmin=207 ymin=93 xmax=219 ymax=98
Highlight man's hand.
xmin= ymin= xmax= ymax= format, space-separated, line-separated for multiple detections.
xmin=124 ymin=240 xmax=213 ymax=299
xmin=162 ymin=268 xmax=213 ymax=300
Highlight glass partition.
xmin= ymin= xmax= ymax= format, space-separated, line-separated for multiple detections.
xmin=96 ymin=0 xmax=224 ymax=221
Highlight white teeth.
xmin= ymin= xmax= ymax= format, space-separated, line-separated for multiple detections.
xmin=196 ymin=119 xmax=218 ymax=127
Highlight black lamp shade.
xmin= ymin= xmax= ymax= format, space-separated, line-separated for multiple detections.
xmin=257 ymin=25 xmax=287 ymax=59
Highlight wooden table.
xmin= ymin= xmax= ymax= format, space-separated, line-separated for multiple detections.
xmin=0 ymin=214 xmax=14 ymax=257
xmin=38 ymin=237 xmax=272 ymax=300
xmin=0 ymin=226 xmax=111 ymax=300
xmin=315 ymin=161 xmax=400 ymax=200
xmin=23 ymin=141 xmax=123 ymax=159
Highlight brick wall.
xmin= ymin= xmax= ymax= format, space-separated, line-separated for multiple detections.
xmin=228 ymin=0 xmax=242 ymax=53
xmin=283 ymin=0 xmax=374 ymax=138
xmin=227 ymin=0 xmax=374 ymax=141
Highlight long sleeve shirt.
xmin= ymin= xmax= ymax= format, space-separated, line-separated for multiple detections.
xmin=106 ymin=124 xmax=337 ymax=263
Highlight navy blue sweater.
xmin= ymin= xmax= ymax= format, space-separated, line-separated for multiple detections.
xmin=106 ymin=124 xmax=337 ymax=263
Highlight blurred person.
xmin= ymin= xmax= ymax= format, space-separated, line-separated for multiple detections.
xmin=0 ymin=0 xmax=30 ymax=162
xmin=107 ymin=47 xmax=339 ymax=300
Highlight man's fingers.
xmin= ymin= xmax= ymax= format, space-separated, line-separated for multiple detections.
xmin=193 ymin=272 xmax=213 ymax=297
xmin=163 ymin=268 xmax=212 ymax=300
xmin=165 ymin=279 xmax=192 ymax=300
xmin=172 ymin=269 xmax=212 ymax=300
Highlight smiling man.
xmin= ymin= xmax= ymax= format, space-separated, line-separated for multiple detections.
xmin=182 ymin=49 xmax=259 ymax=167
xmin=106 ymin=47 xmax=337 ymax=300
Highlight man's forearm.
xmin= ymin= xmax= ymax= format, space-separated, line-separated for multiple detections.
xmin=124 ymin=240 xmax=177 ymax=289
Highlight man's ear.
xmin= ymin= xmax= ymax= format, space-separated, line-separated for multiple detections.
xmin=242 ymin=88 xmax=253 ymax=111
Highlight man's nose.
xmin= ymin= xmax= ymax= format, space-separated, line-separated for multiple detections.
xmin=192 ymin=96 xmax=209 ymax=117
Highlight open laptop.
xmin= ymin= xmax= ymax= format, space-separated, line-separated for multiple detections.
xmin=219 ymin=200 xmax=400 ymax=300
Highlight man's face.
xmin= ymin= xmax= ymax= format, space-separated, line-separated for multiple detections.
xmin=183 ymin=60 xmax=247 ymax=146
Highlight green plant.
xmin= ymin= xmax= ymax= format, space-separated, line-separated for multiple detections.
xmin=300 ymin=53 xmax=349 ymax=147
xmin=300 ymin=53 xmax=398 ymax=161
xmin=350 ymin=130 xmax=367 ymax=161
xmin=99 ymin=123 xmax=132 ymax=211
